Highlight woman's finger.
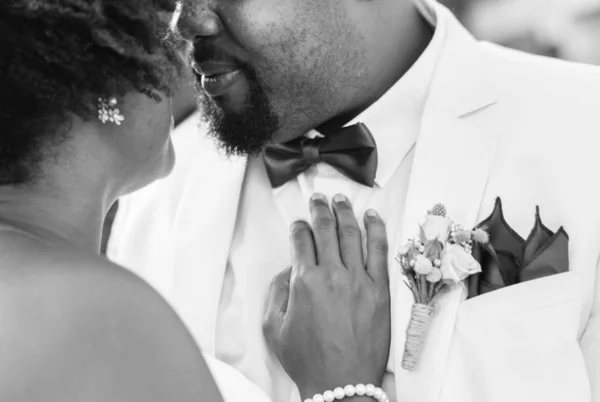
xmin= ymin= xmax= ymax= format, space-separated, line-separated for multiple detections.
xmin=290 ymin=221 xmax=317 ymax=268
xmin=263 ymin=267 xmax=292 ymax=348
xmin=364 ymin=209 xmax=389 ymax=285
xmin=331 ymin=194 xmax=364 ymax=273
xmin=309 ymin=194 xmax=342 ymax=266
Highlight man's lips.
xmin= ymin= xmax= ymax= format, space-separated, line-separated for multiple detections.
xmin=190 ymin=60 xmax=243 ymax=97
xmin=191 ymin=61 xmax=240 ymax=77
xmin=201 ymin=70 xmax=242 ymax=96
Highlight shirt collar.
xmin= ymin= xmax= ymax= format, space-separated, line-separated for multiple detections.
xmin=341 ymin=0 xmax=446 ymax=188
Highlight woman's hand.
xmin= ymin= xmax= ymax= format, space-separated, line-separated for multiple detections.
xmin=263 ymin=194 xmax=391 ymax=400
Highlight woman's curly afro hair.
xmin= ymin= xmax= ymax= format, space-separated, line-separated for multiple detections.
xmin=0 ymin=0 xmax=184 ymax=185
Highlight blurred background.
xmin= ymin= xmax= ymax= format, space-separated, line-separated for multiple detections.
xmin=441 ymin=0 xmax=600 ymax=64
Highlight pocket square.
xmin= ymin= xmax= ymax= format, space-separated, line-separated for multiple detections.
xmin=467 ymin=198 xmax=569 ymax=299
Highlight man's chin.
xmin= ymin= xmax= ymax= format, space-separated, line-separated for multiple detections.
xmin=214 ymin=137 xmax=272 ymax=158
xmin=195 ymin=72 xmax=279 ymax=157
xmin=198 ymin=105 xmax=276 ymax=158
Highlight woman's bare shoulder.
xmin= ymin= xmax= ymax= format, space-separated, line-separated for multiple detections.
xmin=0 ymin=238 xmax=222 ymax=402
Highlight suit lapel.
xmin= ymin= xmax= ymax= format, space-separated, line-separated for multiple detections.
xmin=393 ymin=3 xmax=502 ymax=401
xmin=171 ymin=140 xmax=248 ymax=355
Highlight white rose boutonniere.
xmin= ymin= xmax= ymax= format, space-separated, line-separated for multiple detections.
xmin=395 ymin=203 xmax=489 ymax=371
xmin=421 ymin=214 xmax=453 ymax=243
xmin=441 ymin=244 xmax=482 ymax=283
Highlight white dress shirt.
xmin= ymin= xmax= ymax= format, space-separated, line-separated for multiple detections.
xmin=215 ymin=9 xmax=447 ymax=402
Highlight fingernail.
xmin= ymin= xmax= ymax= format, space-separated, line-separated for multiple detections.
xmin=366 ymin=209 xmax=378 ymax=218
xmin=290 ymin=220 xmax=309 ymax=232
xmin=311 ymin=193 xmax=326 ymax=202
xmin=333 ymin=194 xmax=347 ymax=203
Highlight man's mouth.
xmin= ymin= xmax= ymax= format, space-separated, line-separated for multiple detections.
xmin=191 ymin=61 xmax=243 ymax=97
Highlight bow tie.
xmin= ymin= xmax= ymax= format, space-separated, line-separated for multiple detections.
xmin=263 ymin=123 xmax=378 ymax=188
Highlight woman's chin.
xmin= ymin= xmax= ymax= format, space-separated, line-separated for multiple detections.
xmin=159 ymin=140 xmax=177 ymax=179
xmin=148 ymin=139 xmax=176 ymax=182
xmin=122 ymin=139 xmax=176 ymax=196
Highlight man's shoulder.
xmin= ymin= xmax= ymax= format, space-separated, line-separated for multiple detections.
xmin=463 ymin=44 xmax=600 ymax=201
xmin=466 ymin=42 xmax=600 ymax=145
xmin=478 ymin=41 xmax=600 ymax=101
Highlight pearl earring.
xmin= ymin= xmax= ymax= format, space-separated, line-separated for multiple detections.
xmin=97 ymin=97 xmax=125 ymax=125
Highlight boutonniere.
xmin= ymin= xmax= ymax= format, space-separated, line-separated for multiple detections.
xmin=396 ymin=203 xmax=489 ymax=371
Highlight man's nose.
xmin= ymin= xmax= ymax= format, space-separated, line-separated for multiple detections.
xmin=175 ymin=4 xmax=223 ymax=41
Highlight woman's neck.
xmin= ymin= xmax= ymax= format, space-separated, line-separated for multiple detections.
xmin=0 ymin=180 xmax=112 ymax=253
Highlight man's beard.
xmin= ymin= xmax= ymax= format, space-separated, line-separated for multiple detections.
xmin=196 ymin=65 xmax=279 ymax=157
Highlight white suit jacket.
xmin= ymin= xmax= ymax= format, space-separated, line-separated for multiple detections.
xmin=108 ymin=3 xmax=600 ymax=401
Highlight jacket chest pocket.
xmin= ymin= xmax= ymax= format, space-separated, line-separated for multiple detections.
xmin=438 ymin=271 xmax=590 ymax=402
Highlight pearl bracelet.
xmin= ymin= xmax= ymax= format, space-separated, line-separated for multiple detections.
xmin=304 ymin=384 xmax=388 ymax=402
